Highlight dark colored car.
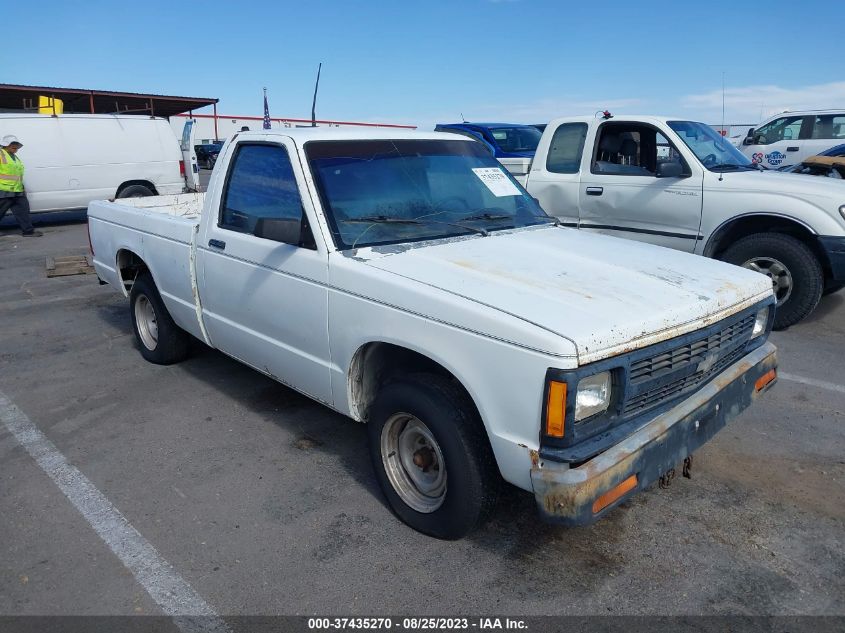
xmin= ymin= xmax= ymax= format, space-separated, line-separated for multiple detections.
xmin=195 ymin=142 xmax=224 ymax=170
xmin=433 ymin=123 xmax=542 ymax=159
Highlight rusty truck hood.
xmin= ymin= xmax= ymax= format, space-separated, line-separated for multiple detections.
xmin=362 ymin=226 xmax=773 ymax=364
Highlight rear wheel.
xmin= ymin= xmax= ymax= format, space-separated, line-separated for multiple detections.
xmin=129 ymin=272 xmax=190 ymax=364
xmin=367 ymin=374 xmax=499 ymax=539
xmin=720 ymin=233 xmax=823 ymax=330
xmin=118 ymin=184 xmax=154 ymax=198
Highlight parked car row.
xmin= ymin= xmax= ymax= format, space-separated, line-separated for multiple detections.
xmin=437 ymin=112 xmax=845 ymax=329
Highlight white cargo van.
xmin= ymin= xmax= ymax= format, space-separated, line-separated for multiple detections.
xmin=0 ymin=113 xmax=199 ymax=213
xmin=740 ymin=110 xmax=845 ymax=168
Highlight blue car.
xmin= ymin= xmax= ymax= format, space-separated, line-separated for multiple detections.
xmin=434 ymin=122 xmax=543 ymax=182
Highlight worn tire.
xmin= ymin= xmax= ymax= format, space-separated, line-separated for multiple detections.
xmin=720 ymin=233 xmax=823 ymax=330
xmin=117 ymin=184 xmax=155 ymax=198
xmin=129 ymin=272 xmax=190 ymax=365
xmin=367 ymin=374 xmax=499 ymax=539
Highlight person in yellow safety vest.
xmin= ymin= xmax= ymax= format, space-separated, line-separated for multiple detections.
xmin=0 ymin=135 xmax=42 ymax=237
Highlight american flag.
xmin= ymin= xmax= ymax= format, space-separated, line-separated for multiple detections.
xmin=263 ymin=88 xmax=271 ymax=129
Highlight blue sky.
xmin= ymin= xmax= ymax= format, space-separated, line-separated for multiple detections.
xmin=9 ymin=0 xmax=845 ymax=129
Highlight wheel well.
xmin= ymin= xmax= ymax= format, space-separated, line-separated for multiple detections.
xmin=116 ymin=249 xmax=149 ymax=294
xmin=706 ymin=214 xmax=831 ymax=281
xmin=116 ymin=180 xmax=158 ymax=197
xmin=348 ymin=342 xmax=478 ymax=423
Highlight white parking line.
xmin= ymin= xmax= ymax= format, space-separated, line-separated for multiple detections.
xmin=779 ymin=372 xmax=845 ymax=395
xmin=0 ymin=390 xmax=231 ymax=633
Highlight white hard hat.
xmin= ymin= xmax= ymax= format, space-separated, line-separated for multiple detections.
xmin=2 ymin=134 xmax=22 ymax=147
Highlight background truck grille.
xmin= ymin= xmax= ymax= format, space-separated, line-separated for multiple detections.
xmin=621 ymin=313 xmax=756 ymax=417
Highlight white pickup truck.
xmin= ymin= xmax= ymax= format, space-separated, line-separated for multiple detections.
xmin=522 ymin=115 xmax=845 ymax=329
xmin=88 ymin=128 xmax=778 ymax=539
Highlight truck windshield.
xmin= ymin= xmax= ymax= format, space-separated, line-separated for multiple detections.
xmin=668 ymin=121 xmax=756 ymax=171
xmin=306 ymin=139 xmax=553 ymax=250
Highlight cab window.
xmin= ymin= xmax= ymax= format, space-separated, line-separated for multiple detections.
xmin=810 ymin=114 xmax=845 ymax=140
xmin=220 ymin=143 xmax=304 ymax=236
xmin=591 ymin=123 xmax=687 ymax=176
xmin=754 ymin=116 xmax=805 ymax=144
xmin=546 ymin=123 xmax=587 ymax=173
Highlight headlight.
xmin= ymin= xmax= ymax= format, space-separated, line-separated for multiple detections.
xmin=751 ymin=308 xmax=768 ymax=338
xmin=839 ymin=204 xmax=845 ymax=221
xmin=575 ymin=371 xmax=612 ymax=421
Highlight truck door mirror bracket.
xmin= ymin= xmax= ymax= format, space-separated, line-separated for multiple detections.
xmin=655 ymin=162 xmax=684 ymax=178
xmin=254 ymin=217 xmax=305 ymax=246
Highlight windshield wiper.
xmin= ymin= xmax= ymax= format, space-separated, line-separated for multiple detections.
xmin=344 ymin=215 xmax=488 ymax=236
xmin=709 ymin=163 xmax=756 ymax=171
xmin=460 ymin=211 xmax=561 ymax=230
xmin=461 ymin=212 xmax=514 ymax=222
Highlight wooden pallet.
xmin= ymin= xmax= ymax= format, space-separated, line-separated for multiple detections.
xmin=46 ymin=254 xmax=95 ymax=278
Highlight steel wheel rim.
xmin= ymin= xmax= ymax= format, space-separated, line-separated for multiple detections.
xmin=381 ymin=413 xmax=447 ymax=513
xmin=742 ymin=256 xmax=793 ymax=306
xmin=134 ymin=295 xmax=158 ymax=350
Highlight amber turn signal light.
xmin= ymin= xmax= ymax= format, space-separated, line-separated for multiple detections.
xmin=755 ymin=369 xmax=777 ymax=392
xmin=592 ymin=474 xmax=638 ymax=515
xmin=545 ymin=381 xmax=567 ymax=437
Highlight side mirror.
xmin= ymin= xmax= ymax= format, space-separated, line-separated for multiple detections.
xmin=742 ymin=136 xmax=755 ymax=146
xmin=656 ymin=161 xmax=684 ymax=178
xmin=254 ymin=217 xmax=303 ymax=245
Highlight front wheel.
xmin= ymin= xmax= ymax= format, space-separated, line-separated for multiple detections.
xmin=720 ymin=233 xmax=823 ymax=330
xmin=129 ymin=272 xmax=191 ymax=364
xmin=367 ymin=374 xmax=499 ymax=539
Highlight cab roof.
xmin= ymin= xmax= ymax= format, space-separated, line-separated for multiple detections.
xmin=234 ymin=127 xmax=471 ymax=143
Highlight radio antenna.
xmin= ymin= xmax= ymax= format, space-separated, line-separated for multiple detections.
xmin=720 ymin=72 xmax=726 ymax=182
xmin=311 ymin=62 xmax=322 ymax=127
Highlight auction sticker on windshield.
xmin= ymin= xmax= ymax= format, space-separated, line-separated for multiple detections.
xmin=472 ymin=167 xmax=521 ymax=197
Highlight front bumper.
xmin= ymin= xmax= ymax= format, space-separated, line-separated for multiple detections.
xmin=531 ymin=341 xmax=777 ymax=526
xmin=819 ymin=236 xmax=845 ymax=282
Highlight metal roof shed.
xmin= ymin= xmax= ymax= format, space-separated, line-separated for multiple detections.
xmin=0 ymin=83 xmax=218 ymax=119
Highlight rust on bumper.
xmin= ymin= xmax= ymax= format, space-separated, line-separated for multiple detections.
xmin=531 ymin=341 xmax=778 ymax=526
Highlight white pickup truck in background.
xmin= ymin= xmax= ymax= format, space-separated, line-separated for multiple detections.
xmin=523 ymin=114 xmax=845 ymax=329
xmin=88 ymin=128 xmax=777 ymax=538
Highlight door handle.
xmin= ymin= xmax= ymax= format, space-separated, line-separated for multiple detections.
xmin=786 ymin=146 xmax=799 ymax=152
xmin=208 ymin=239 xmax=226 ymax=250
xmin=585 ymin=187 xmax=603 ymax=196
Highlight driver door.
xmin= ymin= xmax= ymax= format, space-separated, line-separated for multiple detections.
xmin=744 ymin=115 xmax=810 ymax=168
xmin=578 ymin=123 xmax=704 ymax=253
xmin=196 ymin=137 xmax=332 ymax=403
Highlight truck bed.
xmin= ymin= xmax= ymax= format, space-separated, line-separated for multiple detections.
xmin=88 ymin=193 xmax=204 ymax=246
xmin=113 ymin=192 xmax=205 ymax=219
xmin=88 ymin=192 xmax=207 ymax=343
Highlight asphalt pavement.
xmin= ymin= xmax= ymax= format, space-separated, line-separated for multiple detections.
xmin=1 ymin=213 xmax=843 ymax=619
